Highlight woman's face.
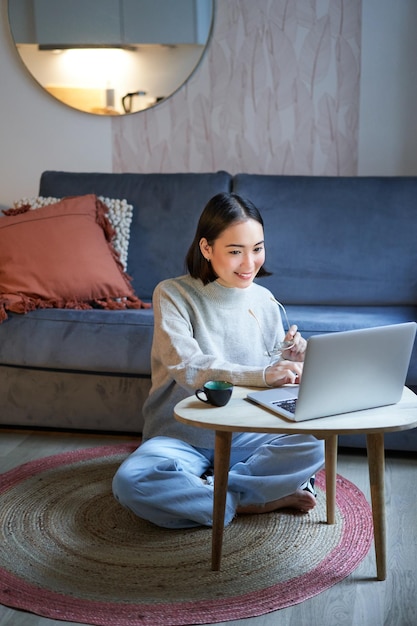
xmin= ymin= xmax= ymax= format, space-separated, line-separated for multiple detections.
xmin=199 ymin=219 xmax=265 ymax=289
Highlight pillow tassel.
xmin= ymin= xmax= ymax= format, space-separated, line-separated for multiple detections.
xmin=2 ymin=204 xmax=31 ymax=216
xmin=0 ymin=294 xmax=151 ymax=323
xmin=38 ymin=299 xmax=95 ymax=311
xmin=95 ymin=198 xmax=117 ymax=244
xmin=15 ymin=294 xmax=38 ymax=314
xmin=0 ymin=300 xmax=8 ymax=322
xmin=0 ymin=293 xmax=38 ymax=322
xmin=94 ymin=296 xmax=151 ymax=310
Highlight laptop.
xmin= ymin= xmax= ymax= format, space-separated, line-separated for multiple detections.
xmin=246 ymin=322 xmax=417 ymax=422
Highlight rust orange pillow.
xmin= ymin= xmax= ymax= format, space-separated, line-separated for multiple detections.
xmin=0 ymin=194 xmax=150 ymax=322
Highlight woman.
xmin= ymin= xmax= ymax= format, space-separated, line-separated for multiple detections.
xmin=113 ymin=193 xmax=324 ymax=528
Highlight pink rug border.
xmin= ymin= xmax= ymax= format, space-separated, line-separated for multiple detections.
xmin=0 ymin=443 xmax=374 ymax=625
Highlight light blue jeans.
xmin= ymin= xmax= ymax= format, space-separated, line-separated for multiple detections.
xmin=112 ymin=433 xmax=324 ymax=528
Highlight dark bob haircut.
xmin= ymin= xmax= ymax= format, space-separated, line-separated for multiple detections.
xmin=185 ymin=192 xmax=272 ymax=284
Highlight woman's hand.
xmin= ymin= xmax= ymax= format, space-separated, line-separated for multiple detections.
xmin=264 ymin=360 xmax=303 ymax=387
xmin=264 ymin=325 xmax=306 ymax=386
xmin=281 ymin=325 xmax=307 ymax=362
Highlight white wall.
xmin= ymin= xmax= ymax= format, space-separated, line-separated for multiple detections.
xmin=358 ymin=0 xmax=417 ymax=175
xmin=0 ymin=0 xmax=112 ymax=210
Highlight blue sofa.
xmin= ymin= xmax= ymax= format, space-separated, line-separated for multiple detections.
xmin=1 ymin=170 xmax=416 ymax=451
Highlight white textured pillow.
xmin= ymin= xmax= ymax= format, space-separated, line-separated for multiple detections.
xmin=13 ymin=196 xmax=133 ymax=270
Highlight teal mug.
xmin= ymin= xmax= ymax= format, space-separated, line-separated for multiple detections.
xmin=195 ymin=380 xmax=233 ymax=407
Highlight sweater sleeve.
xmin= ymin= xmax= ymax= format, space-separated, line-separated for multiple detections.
xmin=151 ymin=281 xmax=268 ymax=392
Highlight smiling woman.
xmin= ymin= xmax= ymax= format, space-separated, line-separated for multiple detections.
xmin=7 ymin=0 xmax=214 ymax=115
xmin=111 ymin=190 xmax=324 ymax=533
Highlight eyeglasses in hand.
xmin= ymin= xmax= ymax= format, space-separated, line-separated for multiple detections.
xmin=249 ymin=297 xmax=295 ymax=365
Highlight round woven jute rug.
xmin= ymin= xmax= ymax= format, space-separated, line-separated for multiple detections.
xmin=0 ymin=443 xmax=373 ymax=626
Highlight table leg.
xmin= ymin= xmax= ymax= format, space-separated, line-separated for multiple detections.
xmin=212 ymin=430 xmax=232 ymax=571
xmin=324 ymin=435 xmax=338 ymax=525
xmin=366 ymin=432 xmax=386 ymax=581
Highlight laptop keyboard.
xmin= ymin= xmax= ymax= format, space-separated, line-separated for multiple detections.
xmin=272 ymin=398 xmax=297 ymax=414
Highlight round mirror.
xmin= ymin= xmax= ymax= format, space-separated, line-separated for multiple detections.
xmin=8 ymin=0 xmax=214 ymax=115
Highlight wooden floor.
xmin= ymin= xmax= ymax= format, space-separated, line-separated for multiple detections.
xmin=0 ymin=428 xmax=416 ymax=626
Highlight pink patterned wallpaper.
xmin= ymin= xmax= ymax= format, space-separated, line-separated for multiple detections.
xmin=112 ymin=0 xmax=361 ymax=176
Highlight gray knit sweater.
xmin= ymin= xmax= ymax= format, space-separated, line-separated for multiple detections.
xmin=142 ymin=275 xmax=285 ymax=447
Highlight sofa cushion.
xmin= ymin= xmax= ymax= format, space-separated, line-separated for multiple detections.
xmin=234 ymin=174 xmax=417 ymax=306
xmin=0 ymin=308 xmax=154 ymax=374
xmin=0 ymin=195 xmax=148 ymax=322
xmin=10 ymin=195 xmax=134 ymax=270
xmin=39 ymin=171 xmax=233 ymax=300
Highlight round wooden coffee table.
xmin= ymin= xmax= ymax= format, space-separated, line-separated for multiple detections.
xmin=174 ymin=385 xmax=417 ymax=579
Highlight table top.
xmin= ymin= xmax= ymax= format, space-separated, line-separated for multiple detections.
xmin=174 ymin=386 xmax=417 ymax=437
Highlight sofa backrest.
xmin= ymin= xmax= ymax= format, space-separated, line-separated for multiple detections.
xmin=233 ymin=174 xmax=417 ymax=306
xmin=40 ymin=171 xmax=232 ymax=300
xmin=39 ymin=171 xmax=417 ymax=306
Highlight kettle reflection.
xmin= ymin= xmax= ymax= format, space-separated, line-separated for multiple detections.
xmin=122 ymin=90 xmax=147 ymax=113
